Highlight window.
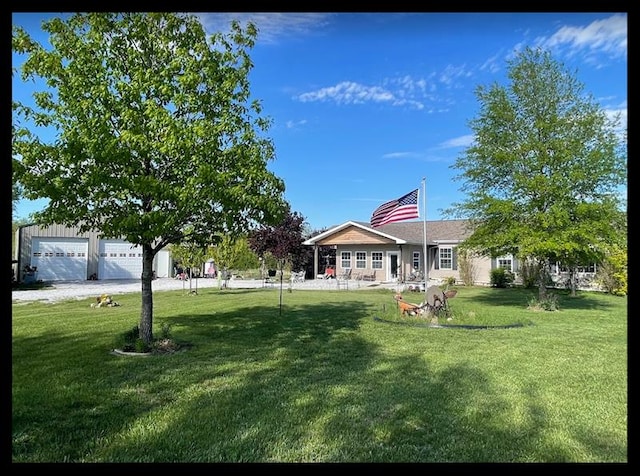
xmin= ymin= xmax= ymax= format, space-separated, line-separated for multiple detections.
xmin=555 ymin=262 xmax=596 ymax=274
xmin=371 ymin=252 xmax=383 ymax=269
xmin=412 ymin=251 xmax=421 ymax=270
xmin=439 ymin=247 xmax=453 ymax=270
xmin=341 ymin=251 xmax=351 ymax=269
xmin=496 ymin=255 xmax=513 ymax=272
xmin=577 ymin=264 xmax=596 ymax=273
xmin=355 ymin=251 xmax=366 ymax=269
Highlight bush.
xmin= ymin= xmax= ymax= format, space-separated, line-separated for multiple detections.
xmin=117 ymin=325 xmax=151 ymax=353
xmin=527 ymin=293 xmax=559 ymax=311
xmin=443 ymin=276 xmax=457 ymax=287
xmin=596 ymin=247 xmax=627 ymax=296
xmin=456 ymin=248 xmax=477 ymax=286
xmin=490 ymin=268 xmax=515 ymax=288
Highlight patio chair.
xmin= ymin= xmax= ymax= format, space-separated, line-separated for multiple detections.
xmin=264 ymin=269 xmax=277 ymax=288
xmin=290 ymin=270 xmax=306 ymax=283
xmin=336 ymin=268 xmax=351 ymax=289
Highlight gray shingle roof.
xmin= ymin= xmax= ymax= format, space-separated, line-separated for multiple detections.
xmin=343 ymin=220 xmax=474 ymax=244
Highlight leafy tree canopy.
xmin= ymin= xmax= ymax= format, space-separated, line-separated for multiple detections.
xmin=248 ymin=209 xmax=307 ymax=268
xmin=13 ymin=13 xmax=287 ymax=247
xmin=445 ymin=47 xmax=626 ymax=297
xmin=12 ymin=13 xmax=288 ymax=343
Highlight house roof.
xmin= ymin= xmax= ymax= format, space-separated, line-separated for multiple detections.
xmin=303 ymin=219 xmax=473 ymax=246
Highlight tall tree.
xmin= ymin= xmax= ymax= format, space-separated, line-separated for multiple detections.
xmin=12 ymin=13 xmax=287 ymax=344
xmin=446 ymin=47 xmax=626 ymax=301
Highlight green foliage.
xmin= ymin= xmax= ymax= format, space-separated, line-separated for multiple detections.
xmin=527 ymin=292 xmax=559 ymax=311
xmin=596 ymin=246 xmax=628 ymax=296
xmin=159 ymin=322 xmax=173 ymax=340
xmin=208 ymin=235 xmax=259 ymax=271
xmin=443 ymin=276 xmax=457 ymax=287
xmin=12 ymin=13 xmax=289 ymax=343
xmin=456 ymin=248 xmax=476 ymax=286
xmin=490 ymin=268 xmax=514 ymax=288
xmin=118 ymin=325 xmax=150 ymax=353
xmin=446 ymin=47 xmax=626 ymax=300
xmin=518 ymin=257 xmax=547 ymax=289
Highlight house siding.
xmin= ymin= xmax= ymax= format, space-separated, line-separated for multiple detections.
xmin=304 ymin=221 xmax=496 ymax=285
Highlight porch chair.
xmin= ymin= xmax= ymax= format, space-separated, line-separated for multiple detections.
xmin=336 ymin=268 xmax=351 ymax=290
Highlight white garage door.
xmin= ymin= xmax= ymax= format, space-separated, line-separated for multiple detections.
xmin=31 ymin=238 xmax=89 ymax=281
xmin=99 ymin=240 xmax=143 ymax=280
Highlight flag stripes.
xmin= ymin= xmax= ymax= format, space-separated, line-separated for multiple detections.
xmin=370 ymin=189 xmax=419 ymax=227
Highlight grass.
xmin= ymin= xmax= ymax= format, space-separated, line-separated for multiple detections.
xmin=12 ymin=285 xmax=627 ymax=462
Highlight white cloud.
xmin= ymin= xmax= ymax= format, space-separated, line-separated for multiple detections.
xmin=296 ymin=81 xmax=425 ymax=109
xmin=439 ymin=135 xmax=475 ymax=149
xmin=382 ymin=152 xmax=420 ymax=159
xmin=285 ymin=119 xmax=308 ymax=129
xmin=537 ymin=14 xmax=627 ymax=61
xmin=196 ymin=12 xmax=333 ymax=44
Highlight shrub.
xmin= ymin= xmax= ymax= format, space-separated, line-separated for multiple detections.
xmin=443 ymin=276 xmax=457 ymax=287
xmin=596 ymin=247 xmax=627 ymax=296
xmin=490 ymin=268 xmax=514 ymax=288
xmin=117 ymin=325 xmax=151 ymax=353
xmin=527 ymin=293 xmax=559 ymax=311
xmin=456 ymin=249 xmax=477 ymax=286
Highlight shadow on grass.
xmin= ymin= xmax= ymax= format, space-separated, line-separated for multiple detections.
xmin=11 ymin=289 xmax=625 ymax=462
xmin=453 ymin=286 xmax=617 ymax=312
xmin=372 ymin=315 xmax=532 ymax=330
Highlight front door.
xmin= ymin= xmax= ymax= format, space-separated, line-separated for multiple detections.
xmin=387 ymin=252 xmax=399 ymax=281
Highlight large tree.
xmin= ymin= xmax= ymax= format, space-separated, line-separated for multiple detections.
xmin=12 ymin=13 xmax=287 ymax=344
xmin=446 ymin=47 xmax=626 ymax=300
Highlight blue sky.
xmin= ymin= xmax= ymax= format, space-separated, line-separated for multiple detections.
xmin=12 ymin=12 xmax=628 ymax=232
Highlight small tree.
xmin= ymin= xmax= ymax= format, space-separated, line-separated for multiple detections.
xmin=13 ymin=13 xmax=287 ymax=344
xmin=456 ymin=248 xmax=477 ymax=286
xmin=248 ymin=210 xmax=306 ymax=314
xmin=208 ymin=234 xmax=251 ymax=288
xmin=171 ymin=239 xmax=207 ymax=294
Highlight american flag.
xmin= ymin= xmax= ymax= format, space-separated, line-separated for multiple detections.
xmin=370 ymin=189 xmax=419 ymax=227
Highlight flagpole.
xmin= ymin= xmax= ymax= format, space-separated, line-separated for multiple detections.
xmin=422 ymin=177 xmax=428 ymax=302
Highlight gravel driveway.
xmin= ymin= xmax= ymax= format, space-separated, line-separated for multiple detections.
xmin=12 ymin=277 xmax=396 ymax=304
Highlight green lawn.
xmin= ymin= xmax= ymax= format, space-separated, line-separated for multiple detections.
xmin=12 ymin=286 xmax=627 ymax=462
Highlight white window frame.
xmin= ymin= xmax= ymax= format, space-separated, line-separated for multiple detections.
xmin=371 ymin=251 xmax=383 ymax=269
xmin=341 ymin=251 xmax=352 ymax=269
xmin=439 ymin=247 xmax=453 ymax=270
xmin=412 ymin=251 xmax=421 ymax=270
xmin=496 ymin=255 xmax=513 ymax=272
xmin=355 ymin=251 xmax=367 ymax=269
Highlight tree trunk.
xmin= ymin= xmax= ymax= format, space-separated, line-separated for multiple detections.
xmin=139 ymin=244 xmax=155 ymax=345
xmin=569 ymin=266 xmax=578 ymax=297
xmin=537 ymin=257 xmax=548 ymax=301
xmin=279 ymin=261 xmax=284 ymax=316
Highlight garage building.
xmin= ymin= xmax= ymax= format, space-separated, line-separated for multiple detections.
xmin=14 ymin=223 xmax=173 ymax=282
